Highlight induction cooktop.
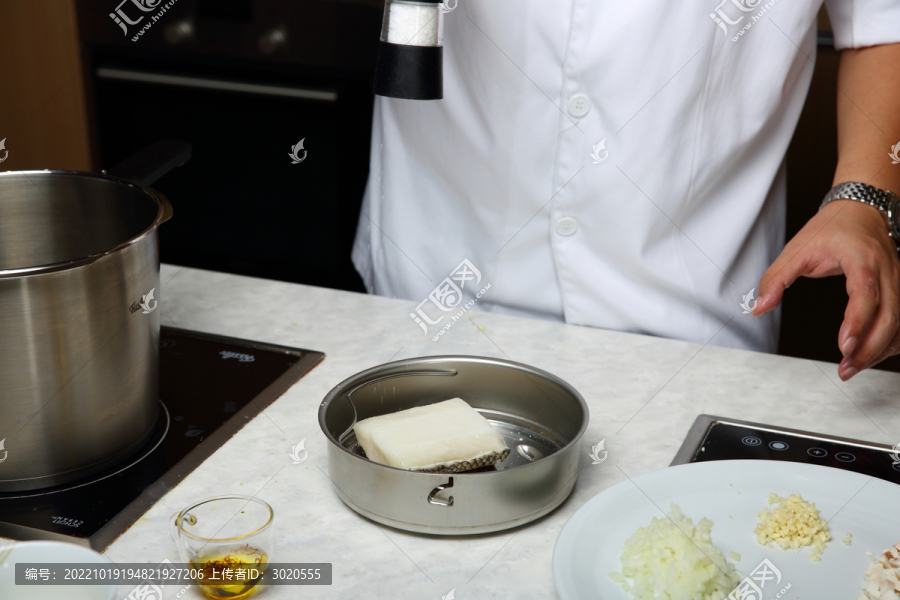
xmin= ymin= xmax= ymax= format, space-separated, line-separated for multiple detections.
xmin=0 ymin=327 xmax=324 ymax=551
xmin=671 ymin=414 xmax=900 ymax=485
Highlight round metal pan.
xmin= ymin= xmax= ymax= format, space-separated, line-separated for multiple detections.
xmin=318 ymin=355 xmax=588 ymax=534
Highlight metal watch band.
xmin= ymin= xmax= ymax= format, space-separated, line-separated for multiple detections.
xmin=819 ymin=181 xmax=900 ymax=246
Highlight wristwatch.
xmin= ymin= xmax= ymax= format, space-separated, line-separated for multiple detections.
xmin=819 ymin=182 xmax=900 ymax=250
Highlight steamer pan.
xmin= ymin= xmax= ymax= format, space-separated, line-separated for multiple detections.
xmin=318 ymin=356 xmax=588 ymax=534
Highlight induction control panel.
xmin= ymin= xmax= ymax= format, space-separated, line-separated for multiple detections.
xmin=671 ymin=415 xmax=900 ymax=485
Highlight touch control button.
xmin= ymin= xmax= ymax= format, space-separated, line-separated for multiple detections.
xmin=835 ymin=452 xmax=856 ymax=462
xmin=769 ymin=441 xmax=788 ymax=451
xmin=742 ymin=436 xmax=762 ymax=447
xmin=807 ymin=448 xmax=828 ymax=458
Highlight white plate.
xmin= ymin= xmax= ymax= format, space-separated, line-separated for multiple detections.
xmin=553 ymin=460 xmax=900 ymax=599
xmin=0 ymin=540 xmax=117 ymax=600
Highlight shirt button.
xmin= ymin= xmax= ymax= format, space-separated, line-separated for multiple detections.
xmin=555 ymin=217 xmax=578 ymax=236
xmin=567 ymin=94 xmax=591 ymax=117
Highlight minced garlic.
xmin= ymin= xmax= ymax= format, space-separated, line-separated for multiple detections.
xmin=754 ymin=493 xmax=830 ymax=554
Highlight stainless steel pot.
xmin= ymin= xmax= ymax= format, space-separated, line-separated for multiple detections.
xmin=0 ymin=141 xmax=190 ymax=492
xmin=319 ymin=356 xmax=589 ymax=534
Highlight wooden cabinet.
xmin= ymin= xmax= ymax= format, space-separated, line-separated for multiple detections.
xmin=0 ymin=0 xmax=92 ymax=171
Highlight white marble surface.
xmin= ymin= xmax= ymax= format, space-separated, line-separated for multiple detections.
xmin=21 ymin=265 xmax=900 ymax=599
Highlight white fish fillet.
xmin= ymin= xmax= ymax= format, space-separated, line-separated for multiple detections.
xmin=354 ymin=398 xmax=509 ymax=472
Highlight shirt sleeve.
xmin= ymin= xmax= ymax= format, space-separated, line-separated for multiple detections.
xmin=824 ymin=0 xmax=900 ymax=49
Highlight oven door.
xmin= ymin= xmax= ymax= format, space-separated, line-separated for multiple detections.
xmin=92 ymin=59 xmax=372 ymax=291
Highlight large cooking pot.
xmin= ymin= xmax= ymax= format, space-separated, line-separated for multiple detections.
xmin=0 ymin=141 xmax=190 ymax=492
xmin=319 ymin=356 xmax=589 ymax=534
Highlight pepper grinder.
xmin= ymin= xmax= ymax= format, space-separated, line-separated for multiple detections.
xmin=373 ymin=0 xmax=444 ymax=100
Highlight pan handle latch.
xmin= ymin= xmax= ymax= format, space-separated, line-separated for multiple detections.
xmin=427 ymin=477 xmax=454 ymax=507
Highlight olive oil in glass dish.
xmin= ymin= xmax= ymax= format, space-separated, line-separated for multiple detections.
xmin=171 ymin=495 xmax=274 ymax=599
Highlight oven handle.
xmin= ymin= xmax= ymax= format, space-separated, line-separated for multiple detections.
xmin=96 ymin=67 xmax=338 ymax=102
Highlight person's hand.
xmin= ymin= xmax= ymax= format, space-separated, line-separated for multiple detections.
xmin=752 ymin=199 xmax=900 ymax=381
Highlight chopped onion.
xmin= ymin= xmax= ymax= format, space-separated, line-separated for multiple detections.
xmin=608 ymin=504 xmax=741 ymax=600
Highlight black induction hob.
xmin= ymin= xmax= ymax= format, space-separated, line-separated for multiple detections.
xmin=0 ymin=327 xmax=324 ymax=551
xmin=671 ymin=414 xmax=900 ymax=485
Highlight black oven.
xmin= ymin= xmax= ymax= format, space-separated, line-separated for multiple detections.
xmin=76 ymin=0 xmax=383 ymax=291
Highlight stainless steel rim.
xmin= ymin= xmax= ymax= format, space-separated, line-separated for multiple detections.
xmin=0 ymin=169 xmax=172 ymax=278
xmin=319 ymin=354 xmax=589 ymax=475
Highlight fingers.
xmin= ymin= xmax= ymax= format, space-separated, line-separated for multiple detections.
xmin=863 ymin=326 xmax=900 ymax=370
xmin=837 ymin=266 xmax=881 ymax=363
xmin=755 ymin=210 xmax=849 ymax=316
xmin=839 ymin=260 xmax=900 ymax=380
xmin=752 ymin=246 xmax=813 ymax=317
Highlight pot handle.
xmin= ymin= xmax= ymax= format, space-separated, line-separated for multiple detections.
xmin=107 ymin=140 xmax=192 ymax=187
xmin=427 ymin=477 xmax=454 ymax=507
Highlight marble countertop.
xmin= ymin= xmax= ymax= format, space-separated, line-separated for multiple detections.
xmin=61 ymin=266 xmax=900 ymax=598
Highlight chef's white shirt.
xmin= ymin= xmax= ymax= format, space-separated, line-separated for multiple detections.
xmin=352 ymin=0 xmax=900 ymax=352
